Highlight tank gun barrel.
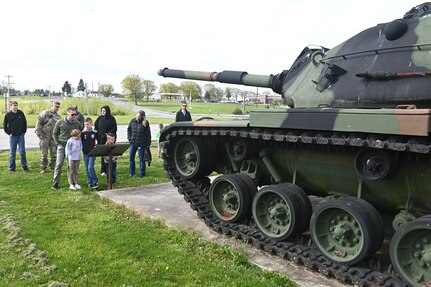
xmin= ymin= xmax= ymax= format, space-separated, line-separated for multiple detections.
xmin=158 ymin=68 xmax=282 ymax=93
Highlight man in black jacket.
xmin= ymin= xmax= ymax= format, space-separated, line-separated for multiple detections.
xmin=175 ymin=101 xmax=192 ymax=122
xmin=127 ymin=110 xmax=151 ymax=177
xmin=3 ymin=101 xmax=28 ymax=171
xmin=94 ymin=105 xmax=117 ymax=175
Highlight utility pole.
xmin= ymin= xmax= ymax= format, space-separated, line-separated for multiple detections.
xmin=85 ymin=83 xmax=90 ymax=115
xmin=189 ymin=90 xmax=192 ymax=110
xmin=4 ymin=75 xmax=13 ymax=112
xmin=48 ymin=85 xmax=52 ymax=100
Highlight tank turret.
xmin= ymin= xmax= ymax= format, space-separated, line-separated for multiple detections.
xmin=160 ymin=3 xmax=431 ymax=109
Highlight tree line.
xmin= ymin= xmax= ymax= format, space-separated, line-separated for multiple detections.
xmin=1 ymin=75 xmax=264 ymax=104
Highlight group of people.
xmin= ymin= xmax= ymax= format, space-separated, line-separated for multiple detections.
xmin=3 ymin=99 xmax=193 ymax=190
xmin=36 ymin=103 xmax=119 ymax=190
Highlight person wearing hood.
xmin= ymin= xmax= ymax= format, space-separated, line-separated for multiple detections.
xmin=127 ymin=110 xmax=151 ymax=178
xmin=94 ymin=105 xmax=117 ymax=175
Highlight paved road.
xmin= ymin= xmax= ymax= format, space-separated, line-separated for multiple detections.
xmin=104 ymin=97 xmax=176 ymax=119
xmin=100 ymin=183 xmax=346 ymax=287
xmin=0 ymin=125 xmax=161 ymax=152
xmin=104 ymin=97 xmax=249 ymax=120
xmin=0 ymin=97 xmax=248 ymax=152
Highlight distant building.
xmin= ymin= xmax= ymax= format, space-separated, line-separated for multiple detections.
xmin=158 ymin=92 xmax=183 ymax=101
xmin=72 ymin=91 xmax=86 ymax=98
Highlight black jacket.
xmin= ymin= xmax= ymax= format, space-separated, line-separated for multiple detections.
xmin=3 ymin=109 xmax=27 ymax=136
xmin=127 ymin=119 xmax=151 ymax=147
xmin=81 ymin=129 xmax=99 ymax=154
xmin=175 ymin=109 xmax=192 ymax=122
xmin=94 ymin=105 xmax=117 ymax=143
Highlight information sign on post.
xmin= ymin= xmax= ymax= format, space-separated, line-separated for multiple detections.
xmin=88 ymin=143 xmax=130 ymax=190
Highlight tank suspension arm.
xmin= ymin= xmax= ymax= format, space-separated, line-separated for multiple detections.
xmin=259 ymin=148 xmax=282 ymax=183
xmin=158 ymin=68 xmax=283 ymax=93
xmin=356 ymin=71 xmax=431 ymax=80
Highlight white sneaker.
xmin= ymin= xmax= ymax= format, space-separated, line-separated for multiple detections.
xmin=75 ymin=184 xmax=81 ymax=189
xmin=101 ymin=172 xmax=106 ymax=176
xmin=69 ymin=184 xmax=77 ymax=190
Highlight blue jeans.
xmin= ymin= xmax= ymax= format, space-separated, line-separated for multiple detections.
xmin=129 ymin=146 xmax=146 ymax=177
xmin=106 ymin=161 xmax=117 ymax=184
xmin=9 ymin=134 xmax=27 ymax=170
xmin=83 ymin=154 xmax=98 ymax=186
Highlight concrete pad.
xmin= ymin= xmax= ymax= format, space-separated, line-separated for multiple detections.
xmin=100 ymin=183 xmax=348 ymax=287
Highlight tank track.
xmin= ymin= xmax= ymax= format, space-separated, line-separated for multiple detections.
xmin=162 ymin=127 xmax=431 ymax=287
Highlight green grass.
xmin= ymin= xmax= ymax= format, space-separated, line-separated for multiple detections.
xmin=137 ymin=101 xmax=261 ymax=115
xmin=0 ymin=146 xmax=294 ymax=286
xmin=1 ymin=96 xmax=137 ymax=128
xmin=2 ymin=96 xmax=282 ymax=128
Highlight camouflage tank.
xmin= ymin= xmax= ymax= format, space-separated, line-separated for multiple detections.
xmin=158 ymin=3 xmax=431 ymax=286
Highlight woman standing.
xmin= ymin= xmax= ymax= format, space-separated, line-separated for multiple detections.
xmin=94 ymin=105 xmax=117 ymax=176
xmin=127 ymin=110 xmax=151 ymax=178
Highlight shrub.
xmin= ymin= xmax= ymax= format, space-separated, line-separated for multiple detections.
xmin=232 ymin=108 xmax=243 ymax=115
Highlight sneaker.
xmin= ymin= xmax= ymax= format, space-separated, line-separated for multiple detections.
xmin=75 ymin=184 xmax=81 ymax=189
xmin=51 ymin=183 xmax=59 ymax=190
xmin=91 ymin=184 xmax=99 ymax=190
xmin=69 ymin=184 xmax=77 ymax=190
xmin=40 ymin=169 xmax=46 ymax=174
xmin=129 ymin=174 xmax=135 ymax=177
xmin=101 ymin=172 xmax=107 ymax=177
xmin=23 ymin=167 xmax=29 ymax=172
xmin=9 ymin=169 xmax=15 ymax=172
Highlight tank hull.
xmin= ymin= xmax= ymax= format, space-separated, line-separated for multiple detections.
xmin=160 ymin=107 xmax=431 ymax=286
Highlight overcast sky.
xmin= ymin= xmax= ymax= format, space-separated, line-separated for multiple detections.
xmin=0 ymin=0 xmax=424 ymax=93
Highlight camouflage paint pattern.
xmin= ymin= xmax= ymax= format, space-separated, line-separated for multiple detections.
xmin=39 ymin=138 xmax=57 ymax=170
xmin=250 ymin=108 xmax=431 ymax=136
xmin=35 ymin=109 xmax=61 ymax=170
xmin=158 ymin=2 xmax=431 ymax=214
xmin=159 ymin=4 xmax=431 ymax=284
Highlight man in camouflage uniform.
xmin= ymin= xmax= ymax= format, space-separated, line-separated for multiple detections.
xmin=35 ymin=101 xmax=61 ymax=173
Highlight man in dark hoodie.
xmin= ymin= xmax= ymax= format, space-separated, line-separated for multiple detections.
xmin=94 ymin=105 xmax=117 ymax=175
xmin=3 ymin=100 xmax=28 ymax=172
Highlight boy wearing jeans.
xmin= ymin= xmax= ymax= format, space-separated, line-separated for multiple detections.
xmin=81 ymin=118 xmax=99 ymax=189
xmin=103 ymin=133 xmax=117 ymax=185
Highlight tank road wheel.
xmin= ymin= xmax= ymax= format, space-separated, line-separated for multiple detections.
xmin=354 ymin=149 xmax=396 ymax=180
xmin=252 ymin=185 xmax=307 ymax=241
xmin=209 ymin=175 xmax=251 ymax=223
xmin=390 ymin=216 xmax=431 ymax=287
xmin=227 ymin=138 xmax=257 ymax=162
xmin=174 ymin=137 xmax=206 ymax=179
xmin=348 ymin=197 xmax=384 ymax=254
xmin=310 ymin=197 xmax=376 ymax=265
xmin=276 ymin=183 xmax=312 ymax=234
